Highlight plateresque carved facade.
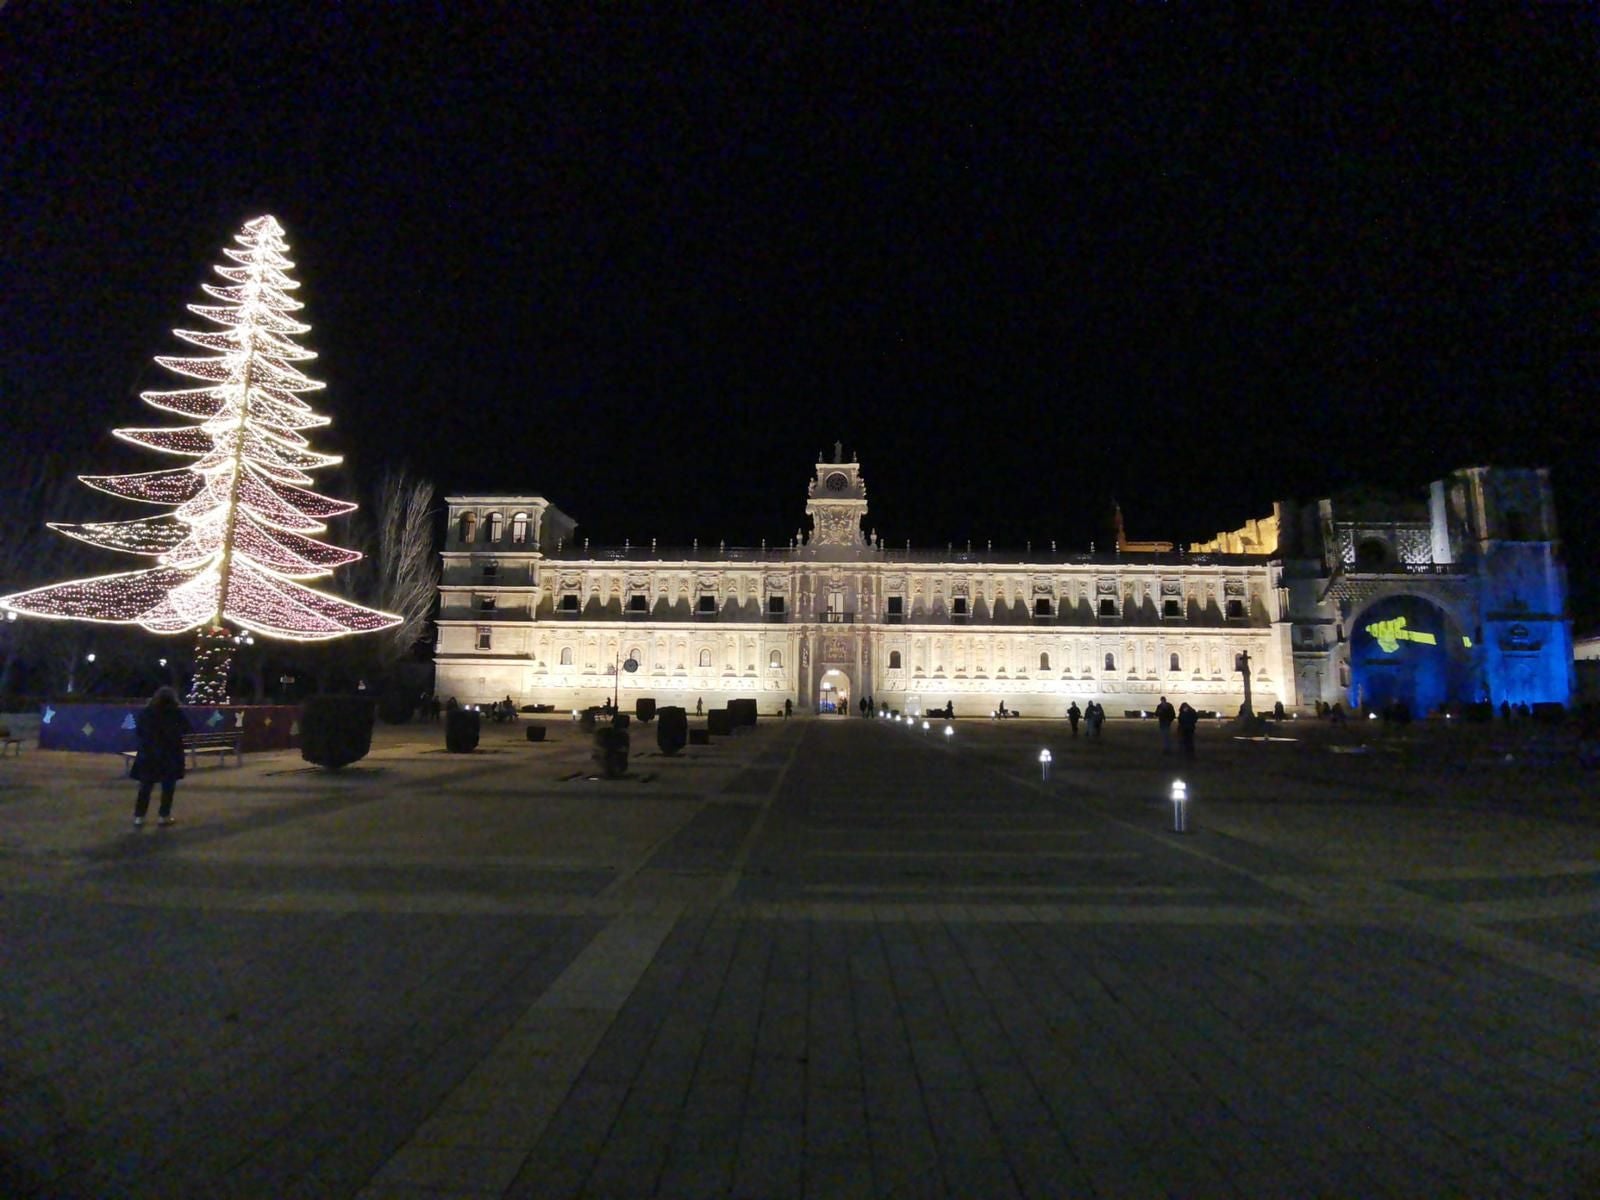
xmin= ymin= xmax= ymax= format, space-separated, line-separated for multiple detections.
xmin=434 ymin=453 xmax=1573 ymax=716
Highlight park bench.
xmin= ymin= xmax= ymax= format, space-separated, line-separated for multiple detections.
xmin=122 ymin=729 xmax=244 ymax=774
xmin=1 ymin=727 xmax=20 ymax=756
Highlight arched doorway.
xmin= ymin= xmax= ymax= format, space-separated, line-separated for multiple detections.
xmin=1349 ymin=594 xmax=1474 ymax=715
xmin=817 ymin=668 xmax=851 ymax=715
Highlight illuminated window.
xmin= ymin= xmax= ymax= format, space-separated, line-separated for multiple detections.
xmin=486 ymin=513 xmax=503 ymax=543
xmin=559 ymin=647 xmax=574 ymax=665
xmin=511 ymin=512 xmax=529 ymax=544
xmin=1104 ymin=653 xmax=1116 ymax=671
xmin=476 ymin=627 xmax=492 ymax=650
xmin=698 ymin=649 xmax=712 ymax=667
xmin=1170 ymin=653 xmax=1180 ymax=671
xmin=1099 ymin=598 xmax=1117 ymax=617
xmin=459 ymin=512 xmax=477 ymax=543
xmin=1039 ymin=652 xmax=1051 ymax=670
xmin=889 ymin=651 xmax=903 ymax=669
xmin=769 ymin=650 xmax=782 ymax=669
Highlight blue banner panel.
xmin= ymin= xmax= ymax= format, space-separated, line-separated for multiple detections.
xmin=38 ymin=705 xmax=302 ymax=755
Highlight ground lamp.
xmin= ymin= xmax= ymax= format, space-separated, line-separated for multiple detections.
xmin=1039 ymin=748 xmax=1052 ymax=780
xmin=1170 ymin=779 xmax=1189 ymax=833
xmin=944 ymin=725 xmax=953 ymax=740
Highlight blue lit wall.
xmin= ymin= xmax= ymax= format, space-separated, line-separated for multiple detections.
xmin=1475 ymin=543 xmax=1574 ymax=707
xmin=1348 ymin=596 xmax=1475 ymax=714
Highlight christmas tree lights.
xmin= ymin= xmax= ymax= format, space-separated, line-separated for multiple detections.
xmin=0 ymin=215 xmax=398 ymax=702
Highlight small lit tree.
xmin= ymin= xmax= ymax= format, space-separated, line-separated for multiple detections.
xmin=0 ymin=216 xmax=398 ymax=702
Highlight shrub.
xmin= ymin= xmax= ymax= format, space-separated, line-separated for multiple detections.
xmin=377 ymin=689 xmax=415 ymax=725
xmin=656 ymin=706 xmax=687 ymax=755
xmin=635 ymin=698 xmax=657 ymax=723
xmin=446 ymin=708 xmax=481 ymax=753
xmin=525 ymin=725 xmax=547 ymax=742
xmin=728 ymin=698 xmax=757 ymax=727
xmin=593 ymin=719 xmax=629 ymax=777
xmin=301 ymin=695 xmax=376 ymax=770
xmin=707 ymin=707 xmax=734 ymax=736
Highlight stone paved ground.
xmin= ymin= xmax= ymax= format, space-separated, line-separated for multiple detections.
xmin=1 ymin=713 xmax=1597 ymax=1197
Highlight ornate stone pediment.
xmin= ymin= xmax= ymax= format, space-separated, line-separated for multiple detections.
xmin=1096 ymin=578 xmax=1117 ymax=595
xmin=1224 ymin=579 xmax=1246 ymax=596
xmin=822 ymin=636 xmax=851 ymax=661
xmin=1161 ymin=579 xmax=1181 ymax=595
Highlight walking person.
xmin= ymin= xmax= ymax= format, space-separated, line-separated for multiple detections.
xmin=784 ymin=697 xmax=793 ymax=719
xmin=130 ymin=686 xmax=192 ymax=828
xmin=1086 ymin=700 xmax=1103 ymax=740
xmin=1178 ymin=701 xmax=1199 ymax=758
xmin=1155 ymin=696 xmax=1176 ymax=753
xmin=1067 ymin=701 xmax=1081 ymax=737
xmin=696 ymin=697 xmax=704 ymax=716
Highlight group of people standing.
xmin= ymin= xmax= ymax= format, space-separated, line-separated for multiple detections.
xmin=1065 ymin=700 xmax=1105 ymax=738
xmin=1064 ymin=696 xmax=1200 ymax=756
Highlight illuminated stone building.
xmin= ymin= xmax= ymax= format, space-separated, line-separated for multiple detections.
xmin=433 ymin=453 xmax=1573 ymax=716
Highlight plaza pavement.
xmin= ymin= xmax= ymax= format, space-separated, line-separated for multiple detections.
xmin=1 ymin=710 xmax=1598 ymax=1198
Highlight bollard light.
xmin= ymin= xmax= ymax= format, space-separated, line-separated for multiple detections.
xmin=1039 ymin=747 xmax=1053 ymax=780
xmin=85 ymin=652 xmax=96 ymax=663
xmin=921 ymin=720 xmax=930 ymax=733
xmin=1170 ymin=778 xmax=1189 ymax=833
xmin=571 ymin=709 xmax=580 ymax=721
xmin=944 ymin=724 xmax=954 ymax=739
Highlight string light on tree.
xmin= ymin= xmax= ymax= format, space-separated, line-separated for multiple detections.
xmin=0 ymin=215 xmax=399 ymax=703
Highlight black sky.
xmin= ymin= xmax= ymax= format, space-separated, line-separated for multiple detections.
xmin=3 ymin=8 xmax=1596 ymax=611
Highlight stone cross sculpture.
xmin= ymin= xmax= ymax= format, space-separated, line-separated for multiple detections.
xmin=1237 ymin=649 xmax=1254 ymax=720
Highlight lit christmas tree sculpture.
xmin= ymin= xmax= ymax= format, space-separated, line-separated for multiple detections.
xmin=0 ymin=215 xmax=399 ymax=702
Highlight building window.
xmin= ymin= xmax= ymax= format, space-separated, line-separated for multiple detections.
xmin=769 ymin=650 xmax=782 ymax=669
xmin=559 ymin=593 xmax=579 ymax=612
xmin=476 ymin=627 xmax=492 ymax=650
xmin=1235 ymin=653 xmax=1247 ymax=672
xmin=1035 ymin=598 xmax=1052 ymax=617
xmin=698 ymin=594 xmax=717 ymax=614
xmin=511 ymin=512 xmax=529 ymax=544
xmin=628 ymin=594 xmax=648 ymax=612
xmin=1226 ymin=599 xmax=1245 ymax=619
xmin=1170 ymin=653 xmax=1181 ymax=672
xmin=768 ymin=595 xmax=785 ymax=614
xmin=1163 ymin=598 xmax=1181 ymax=618
xmin=1039 ymin=652 xmax=1051 ymax=670
xmin=485 ymin=512 xmax=503 ymax=543
xmin=952 ymin=596 xmax=968 ymax=615
xmin=886 ymin=596 xmax=904 ymax=616
xmin=1104 ymin=652 xmax=1116 ymax=671
xmin=627 ymin=647 xmax=642 ymax=667
xmin=889 ymin=650 xmax=902 ymax=669
xmin=1099 ymin=598 xmax=1117 ymax=617
xmin=458 ymin=512 xmax=477 ymax=543
xmin=1355 ymin=538 xmax=1390 ymax=570
xmin=698 ymin=648 xmax=712 ymax=667
xmin=559 ymin=647 xmax=574 ymax=666
xmin=477 ymin=595 xmax=496 ymax=611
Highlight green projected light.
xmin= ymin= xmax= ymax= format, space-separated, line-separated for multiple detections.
xmin=1365 ymin=616 xmax=1438 ymax=654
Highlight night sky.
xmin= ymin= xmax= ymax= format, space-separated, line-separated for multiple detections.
xmin=4 ymin=9 xmax=1595 ymax=614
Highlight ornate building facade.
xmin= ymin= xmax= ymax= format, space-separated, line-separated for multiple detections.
xmin=434 ymin=452 xmax=1574 ymax=716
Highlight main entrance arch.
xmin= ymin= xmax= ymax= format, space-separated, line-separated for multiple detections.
xmin=1348 ymin=594 xmax=1475 ymax=715
xmin=817 ymin=668 xmax=852 ymax=715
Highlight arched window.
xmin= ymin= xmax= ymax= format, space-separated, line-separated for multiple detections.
xmin=769 ymin=649 xmax=782 ymax=669
xmin=889 ymin=651 xmax=902 ymax=669
xmin=458 ymin=512 xmax=477 ymax=543
xmin=626 ymin=647 xmax=642 ymax=667
xmin=559 ymin=647 xmax=573 ymax=666
xmin=511 ymin=512 xmax=530 ymax=544
xmin=1104 ymin=653 xmax=1116 ymax=671
xmin=1355 ymin=538 xmax=1390 ymax=569
xmin=698 ymin=648 xmax=712 ymax=667
xmin=1039 ymin=652 xmax=1051 ymax=670
xmin=1170 ymin=652 xmax=1181 ymax=672
xmin=485 ymin=512 xmax=503 ymax=543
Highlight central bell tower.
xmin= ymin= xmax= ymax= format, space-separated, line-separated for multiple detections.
xmin=804 ymin=442 xmax=870 ymax=556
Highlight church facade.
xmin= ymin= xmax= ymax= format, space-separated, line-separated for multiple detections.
xmin=433 ymin=451 xmax=1573 ymax=717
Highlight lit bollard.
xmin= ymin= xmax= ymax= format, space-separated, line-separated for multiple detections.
xmin=944 ymin=724 xmax=954 ymax=740
xmin=1170 ymin=779 xmax=1189 ymax=833
xmin=1039 ymin=748 xmax=1053 ymax=781
xmin=921 ymin=720 xmax=930 ymax=734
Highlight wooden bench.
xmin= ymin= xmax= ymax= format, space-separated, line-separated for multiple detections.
xmin=123 ymin=730 xmax=244 ymax=774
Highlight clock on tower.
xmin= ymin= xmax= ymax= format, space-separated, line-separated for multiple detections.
xmin=804 ymin=446 xmax=870 ymax=554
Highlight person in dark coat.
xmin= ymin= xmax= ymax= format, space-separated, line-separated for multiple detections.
xmin=1067 ymin=702 xmax=1081 ymax=736
xmin=1155 ymin=696 xmax=1176 ymax=753
xmin=131 ymin=686 xmax=192 ymax=827
xmin=1178 ymin=701 xmax=1199 ymax=758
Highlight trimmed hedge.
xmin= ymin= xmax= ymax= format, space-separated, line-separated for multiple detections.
xmin=728 ymin=698 xmax=757 ymax=727
xmin=635 ymin=698 xmax=657 ymax=723
xmin=656 ymin=706 xmax=687 ymax=755
xmin=301 ymin=695 xmax=376 ymax=770
xmin=446 ymin=708 xmax=480 ymax=753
